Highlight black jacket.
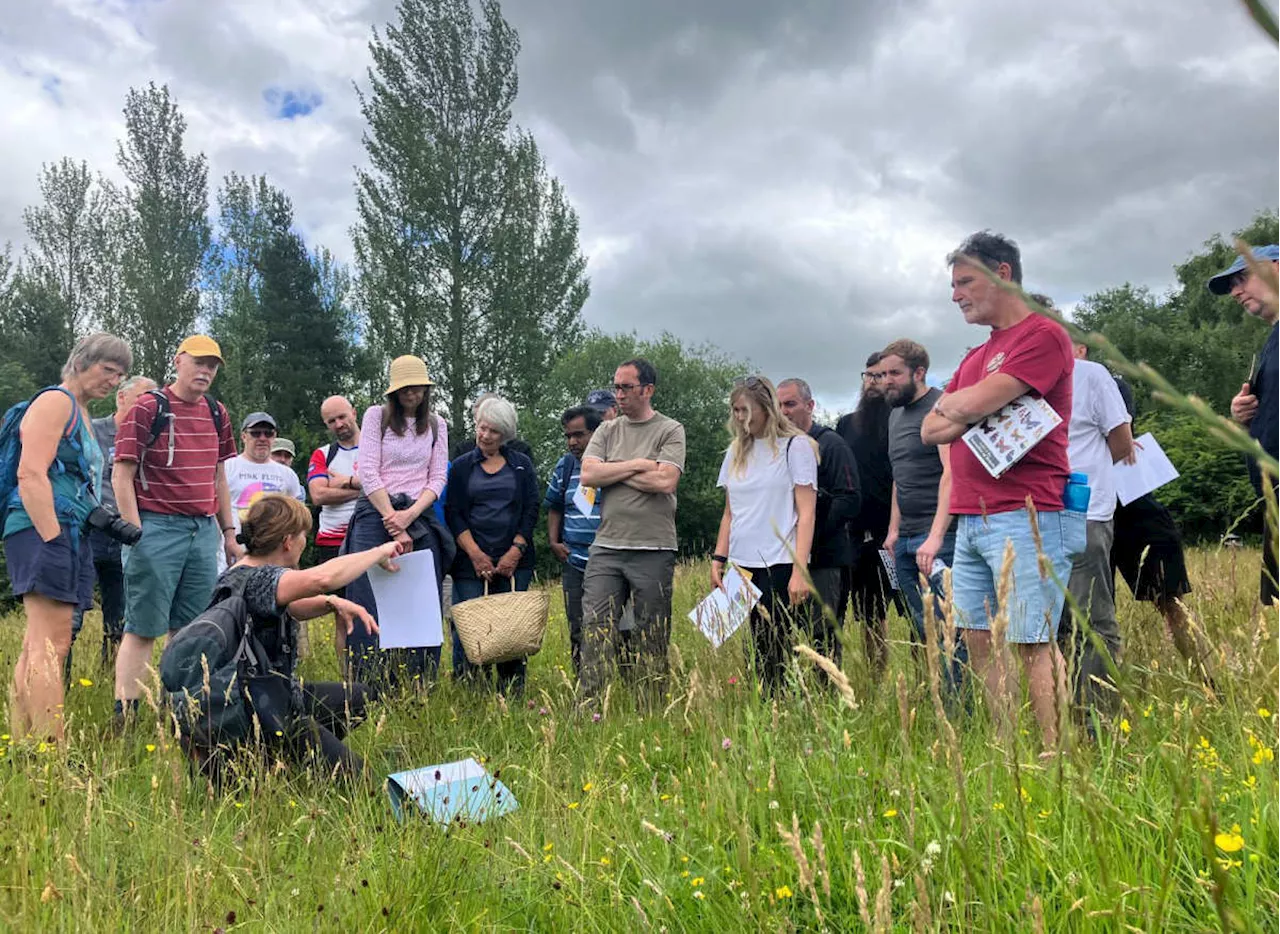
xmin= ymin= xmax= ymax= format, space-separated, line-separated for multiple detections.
xmin=836 ymin=408 xmax=893 ymax=542
xmin=445 ymin=445 xmax=538 ymax=577
xmin=807 ymin=424 xmax=860 ymax=568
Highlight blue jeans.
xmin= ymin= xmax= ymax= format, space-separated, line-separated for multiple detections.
xmin=451 ymin=570 xmax=534 ymax=695
xmin=952 ymin=509 xmax=1080 ymax=644
xmin=894 ymin=530 xmax=965 ymax=693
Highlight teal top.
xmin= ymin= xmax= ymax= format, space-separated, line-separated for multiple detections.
xmin=3 ymin=388 xmax=103 ymax=539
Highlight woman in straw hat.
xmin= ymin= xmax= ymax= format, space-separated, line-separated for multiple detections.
xmin=341 ymin=355 xmax=452 ymax=689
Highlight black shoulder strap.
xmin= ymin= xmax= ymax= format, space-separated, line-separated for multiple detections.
xmin=144 ymin=389 xmax=171 ymax=448
xmin=205 ymin=395 xmax=223 ymax=433
xmin=324 ymin=441 xmax=341 ymax=467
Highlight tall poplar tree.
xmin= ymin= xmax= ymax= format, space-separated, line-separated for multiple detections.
xmin=105 ymin=83 xmax=211 ymax=384
xmin=352 ymin=0 xmax=589 ymax=431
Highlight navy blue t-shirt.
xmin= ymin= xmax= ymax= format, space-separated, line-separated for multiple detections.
xmin=1249 ymin=324 xmax=1278 ymax=493
xmin=468 ymin=462 xmax=518 ymax=558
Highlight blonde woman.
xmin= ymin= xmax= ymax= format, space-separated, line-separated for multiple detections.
xmin=711 ymin=376 xmax=818 ymax=692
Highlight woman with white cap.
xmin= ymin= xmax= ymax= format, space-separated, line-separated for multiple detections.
xmin=342 ymin=355 xmax=451 ymax=689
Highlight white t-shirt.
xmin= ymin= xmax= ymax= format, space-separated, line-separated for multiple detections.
xmin=220 ymin=454 xmax=306 ymax=572
xmin=717 ymin=435 xmax=818 ymax=567
xmin=1067 ymin=359 xmax=1131 ymax=522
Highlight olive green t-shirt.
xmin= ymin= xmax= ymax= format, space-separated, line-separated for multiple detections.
xmin=583 ymin=411 xmax=686 ymax=550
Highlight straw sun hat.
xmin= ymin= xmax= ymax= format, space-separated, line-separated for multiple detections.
xmin=385 ymin=355 xmax=434 ymax=396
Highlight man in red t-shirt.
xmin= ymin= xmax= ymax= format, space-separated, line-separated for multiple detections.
xmin=111 ymin=335 xmax=237 ymax=721
xmin=922 ymin=231 xmax=1080 ymax=751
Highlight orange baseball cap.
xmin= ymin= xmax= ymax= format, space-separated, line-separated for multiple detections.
xmin=176 ymin=335 xmax=224 ymax=363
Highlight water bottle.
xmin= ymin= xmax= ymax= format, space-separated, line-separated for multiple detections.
xmin=1063 ymin=472 xmax=1091 ymax=513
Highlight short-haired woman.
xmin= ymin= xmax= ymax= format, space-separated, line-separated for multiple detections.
xmin=344 ymin=355 xmax=450 ymax=688
xmin=711 ymin=375 xmax=818 ymax=693
xmin=4 ymin=333 xmax=132 ymax=740
xmin=189 ymin=494 xmax=400 ymax=779
xmin=446 ymin=395 xmax=538 ymax=694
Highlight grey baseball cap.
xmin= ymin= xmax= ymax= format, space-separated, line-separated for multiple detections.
xmin=241 ymin=411 xmax=277 ymax=431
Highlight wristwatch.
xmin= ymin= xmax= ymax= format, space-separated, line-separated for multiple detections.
xmin=515 ymin=541 xmax=529 ymax=554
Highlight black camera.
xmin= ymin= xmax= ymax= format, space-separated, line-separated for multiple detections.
xmin=86 ymin=506 xmax=143 ymax=546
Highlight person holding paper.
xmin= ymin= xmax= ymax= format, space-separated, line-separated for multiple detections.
xmin=712 ymin=376 xmax=818 ymax=693
xmin=1214 ymin=244 xmax=1279 ymax=608
xmin=1109 ymin=374 xmax=1211 ymax=682
xmin=198 ymin=494 xmax=399 ymax=780
xmin=344 ymin=355 xmax=450 ymax=689
xmin=1057 ymin=338 xmax=1133 ymax=716
xmin=544 ymin=405 xmax=605 ymax=675
xmin=877 ymin=339 xmax=961 ymax=675
xmin=921 ymin=231 xmax=1077 ymax=752
xmin=446 ymin=395 xmax=539 ymax=694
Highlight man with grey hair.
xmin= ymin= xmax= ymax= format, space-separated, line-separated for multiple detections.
xmin=777 ymin=377 xmax=861 ymax=664
xmin=68 ymin=374 xmax=156 ymax=675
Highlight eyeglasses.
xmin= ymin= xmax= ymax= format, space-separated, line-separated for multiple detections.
xmin=247 ymin=429 xmax=277 ymax=439
xmin=861 ymin=371 xmax=885 ymax=382
xmin=612 ymin=382 xmax=647 ymax=393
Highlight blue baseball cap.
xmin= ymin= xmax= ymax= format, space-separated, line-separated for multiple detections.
xmin=1207 ymin=244 xmax=1279 ymax=295
xmin=584 ymin=389 xmax=617 ymax=412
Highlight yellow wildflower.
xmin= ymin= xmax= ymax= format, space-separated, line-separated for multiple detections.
xmin=582 ymin=782 xmax=594 ymax=792
xmin=600 ymin=857 xmax=611 ymax=867
xmin=543 ymin=842 xmax=554 ymax=852
xmin=1214 ymin=826 xmax=1245 ymax=853
xmin=883 ymin=808 xmax=898 ymax=818
xmin=776 ymin=885 xmax=793 ymax=899
xmin=1259 ymin=707 xmax=1272 ymax=719
xmin=566 ymin=801 xmax=580 ymax=810
xmin=78 ymin=678 xmax=93 ymax=687
xmin=992 ymin=802 xmax=1005 ymax=811
xmin=691 ymin=877 xmax=705 ymax=887
xmin=1119 ymin=719 xmax=1130 ymax=735
xmin=145 ymin=744 xmax=156 ymax=753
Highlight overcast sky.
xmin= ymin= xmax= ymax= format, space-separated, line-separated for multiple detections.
xmin=1 ymin=0 xmax=1276 ymax=412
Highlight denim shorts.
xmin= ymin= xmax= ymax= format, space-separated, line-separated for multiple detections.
xmin=951 ymin=508 xmax=1080 ymax=644
xmin=3 ymin=524 xmax=95 ymax=610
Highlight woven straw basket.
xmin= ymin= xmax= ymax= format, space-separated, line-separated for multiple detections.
xmin=452 ymin=584 xmax=550 ymax=665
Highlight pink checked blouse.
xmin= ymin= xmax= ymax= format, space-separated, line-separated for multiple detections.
xmin=358 ymin=405 xmax=449 ymax=499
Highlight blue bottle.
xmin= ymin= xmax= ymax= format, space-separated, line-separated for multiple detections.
xmin=1063 ymin=472 xmax=1091 ymax=513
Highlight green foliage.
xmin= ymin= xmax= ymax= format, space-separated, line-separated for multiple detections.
xmin=353 ymin=0 xmax=589 ymax=430
xmin=1141 ymin=411 xmax=1261 ymax=542
xmin=105 ymin=82 xmax=212 ymax=385
xmin=523 ymin=330 xmax=744 ymax=558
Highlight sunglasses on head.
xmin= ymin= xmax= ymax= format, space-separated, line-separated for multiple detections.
xmin=734 ymin=375 xmax=766 ymax=389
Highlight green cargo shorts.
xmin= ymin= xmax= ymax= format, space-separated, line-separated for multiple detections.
xmin=122 ymin=512 xmax=220 ymax=639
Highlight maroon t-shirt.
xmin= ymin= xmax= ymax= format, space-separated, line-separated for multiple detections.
xmin=946 ymin=314 xmax=1074 ymax=515
xmin=114 ymin=387 xmax=236 ymax=516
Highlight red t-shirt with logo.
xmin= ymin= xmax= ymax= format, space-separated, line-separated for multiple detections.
xmin=114 ymin=387 xmax=236 ymax=516
xmin=946 ymin=313 xmax=1074 ymax=515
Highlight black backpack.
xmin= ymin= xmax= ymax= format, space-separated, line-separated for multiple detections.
xmin=160 ymin=575 xmax=284 ymax=747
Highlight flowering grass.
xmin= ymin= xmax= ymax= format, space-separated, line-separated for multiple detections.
xmin=0 ymin=547 xmax=1275 ymax=931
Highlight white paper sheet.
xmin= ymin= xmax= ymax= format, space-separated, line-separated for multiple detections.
xmin=572 ymin=483 xmax=599 ymax=517
xmin=688 ymin=566 xmax=761 ymax=648
xmin=1113 ymin=432 xmax=1180 ymax=506
xmin=366 ymin=548 xmax=444 ymax=648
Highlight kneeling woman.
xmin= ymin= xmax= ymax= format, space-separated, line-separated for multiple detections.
xmin=712 ymin=376 xmax=818 ymax=693
xmin=199 ymin=494 xmax=401 ymax=777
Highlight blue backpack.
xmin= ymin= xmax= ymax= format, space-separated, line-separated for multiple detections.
xmin=0 ymin=386 xmax=95 ymax=529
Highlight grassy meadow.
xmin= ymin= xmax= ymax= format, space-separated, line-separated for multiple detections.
xmin=0 ymin=547 xmax=1276 ymax=932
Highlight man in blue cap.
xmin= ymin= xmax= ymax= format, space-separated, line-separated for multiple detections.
xmin=1212 ymin=243 xmax=1278 ymax=606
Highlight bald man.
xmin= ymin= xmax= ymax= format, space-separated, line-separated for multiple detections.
xmin=308 ymin=395 xmax=363 ymax=562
